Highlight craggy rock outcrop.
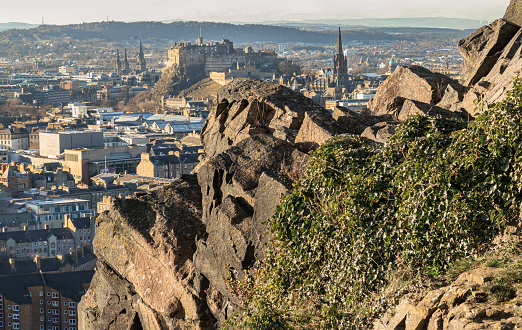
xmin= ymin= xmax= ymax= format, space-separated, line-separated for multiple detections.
xmin=367 ymin=65 xmax=467 ymax=121
xmin=80 ymin=175 xmax=214 ymax=329
xmin=504 ymin=0 xmax=522 ymax=26
xmin=81 ymin=79 xmax=356 ymax=329
xmin=458 ymin=19 xmax=520 ymax=86
xmin=201 ymin=78 xmax=333 ymax=158
xmin=374 ymin=267 xmax=522 ymax=330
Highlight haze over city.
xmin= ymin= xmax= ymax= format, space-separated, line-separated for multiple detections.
xmin=0 ymin=0 xmax=512 ymax=24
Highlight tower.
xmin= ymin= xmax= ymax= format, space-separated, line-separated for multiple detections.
xmin=136 ymin=39 xmax=146 ymax=72
xmin=197 ymin=27 xmax=203 ymax=46
xmin=115 ymin=49 xmax=122 ymax=74
xmin=124 ymin=49 xmax=130 ymax=71
xmin=333 ymin=27 xmax=348 ymax=86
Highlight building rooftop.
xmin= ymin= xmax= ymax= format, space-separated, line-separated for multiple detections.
xmin=0 ymin=270 xmax=94 ymax=304
xmin=0 ymin=228 xmax=75 ymax=243
xmin=26 ymin=198 xmax=90 ymax=206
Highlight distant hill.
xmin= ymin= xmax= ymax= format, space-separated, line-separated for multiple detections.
xmin=0 ymin=21 xmax=473 ymax=58
xmin=252 ymin=17 xmax=488 ymax=30
xmin=0 ymin=21 xmax=419 ymax=45
xmin=0 ymin=22 xmax=37 ymax=32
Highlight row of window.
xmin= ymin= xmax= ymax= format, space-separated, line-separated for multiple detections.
xmin=0 ymin=321 xmax=19 ymax=329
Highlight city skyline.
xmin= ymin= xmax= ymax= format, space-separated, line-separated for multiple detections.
xmin=0 ymin=0 xmax=511 ymax=25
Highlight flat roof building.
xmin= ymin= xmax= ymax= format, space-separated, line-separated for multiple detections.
xmin=39 ymin=131 xmax=104 ymax=158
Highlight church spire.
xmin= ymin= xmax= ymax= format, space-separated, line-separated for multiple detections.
xmin=337 ymin=27 xmax=343 ymax=59
xmin=333 ymin=27 xmax=347 ymax=86
xmin=115 ymin=49 xmax=122 ymax=74
xmin=124 ymin=49 xmax=129 ymax=71
xmin=137 ymin=39 xmax=146 ymax=72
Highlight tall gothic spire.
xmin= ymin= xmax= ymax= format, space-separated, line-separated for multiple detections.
xmin=333 ymin=27 xmax=347 ymax=86
xmin=115 ymin=49 xmax=122 ymax=74
xmin=124 ymin=49 xmax=129 ymax=70
xmin=137 ymin=39 xmax=146 ymax=72
xmin=337 ymin=27 xmax=343 ymax=59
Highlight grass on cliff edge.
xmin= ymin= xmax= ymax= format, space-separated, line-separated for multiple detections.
xmin=225 ymin=79 xmax=522 ymax=329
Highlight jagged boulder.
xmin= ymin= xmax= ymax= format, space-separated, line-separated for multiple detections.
xmin=397 ymin=99 xmax=463 ymax=122
xmin=201 ymin=78 xmax=337 ymax=158
xmin=80 ymin=175 xmax=215 ymax=330
xmin=471 ymin=28 xmax=522 ymax=104
xmin=195 ymin=135 xmax=308 ymax=318
xmin=368 ymin=65 xmax=465 ymax=119
xmin=458 ymin=19 xmax=520 ymax=86
xmin=361 ymin=122 xmax=399 ymax=144
xmin=79 ymin=261 xmax=164 ymax=330
xmin=504 ymin=0 xmax=522 ymax=26
xmin=374 ymin=268 xmax=522 ymax=330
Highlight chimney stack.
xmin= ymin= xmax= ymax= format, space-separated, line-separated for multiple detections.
xmin=34 ymin=255 xmax=41 ymax=269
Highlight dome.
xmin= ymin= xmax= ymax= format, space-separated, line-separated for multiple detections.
xmin=389 ymin=58 xmax=397 ymax=66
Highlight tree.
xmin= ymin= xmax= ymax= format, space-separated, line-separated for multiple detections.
xmin=278 ymin=61 xmax=302 ymax=76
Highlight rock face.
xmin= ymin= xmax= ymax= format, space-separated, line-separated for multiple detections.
xmin=367 ymin=65 xmax=468 ymax=121
xmin=374 ymin=267 xmax=522 ymax=330
xmin=504 ymin=0 xmax=522 ymax=26
xmin=80 ymin=79 xmax=361 ymax=329
xmin=79 ymin=175 xmax=214 ymax=329
xmin=458 ymin=19 xmax=520 ymax=86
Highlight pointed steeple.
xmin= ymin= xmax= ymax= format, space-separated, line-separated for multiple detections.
xmin=124 ymin=49 xmax=129 ymax=70
xmin=137 ymin=39 xmax=146 ymax=72
xmin=333 ymin=27 xmax=348 ymax=86
xmin=115 ymin=49 xmax=122 ymax=74
xmin=337 ymin=27 xmax=343 ymax=58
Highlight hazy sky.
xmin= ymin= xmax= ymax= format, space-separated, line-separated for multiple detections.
xmin=0 ymin=0 xmax=511 ymax=25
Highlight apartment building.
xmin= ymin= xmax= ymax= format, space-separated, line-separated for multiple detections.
xmin=0 ymin=128 xmax=29 ymax=151
xmin=25 ymin=199 xmax=94 ymax=228
xmin=0 ymin=228 xmax=76 ymax=259
xmin=0 ymin=270 xmax=93 ymax=330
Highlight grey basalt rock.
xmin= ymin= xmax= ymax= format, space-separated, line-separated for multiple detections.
xmin=505 ymin=0 xmax=522 ymax=27
xmin=201 ymin=78 xmax=331 ymax=159
xmin=368 ymin=65 xmax=464 ymax=118
xmin=458 ymin=19 xmax=520 ymax=86
xmin=80 ymin=175 xmax=215 ymax=330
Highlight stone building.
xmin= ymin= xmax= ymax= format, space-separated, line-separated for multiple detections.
xmin=136 ymin=152 xmax=200 ymax=179
xmin=64 ymin=215 xmax=95 ymax=249
xmin=31 ymin=168 xmax=75 ymax=190
xmin=0 ymin=166 xmax=18 ymax=196
xmin=167 ymin=36 xmax=278 ymax=74
xmin=0 ymin=228 xmax=76 ymax=259
xmin=0 ymin=127 xmax=29 ymax=151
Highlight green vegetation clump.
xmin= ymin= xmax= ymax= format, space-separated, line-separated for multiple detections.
xmin=227 ymin=80 xmax=522 ymax=329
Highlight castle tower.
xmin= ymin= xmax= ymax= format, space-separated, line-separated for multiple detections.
xmin=137 ymin=40 xmax=146 ymax=72
xmin=124 ymin=49 xmax=130 ymax=71
xmin=333 ymin=27 xmax=348 ymax=86
xmin=115 ymin=49 xmax=122 ymax=74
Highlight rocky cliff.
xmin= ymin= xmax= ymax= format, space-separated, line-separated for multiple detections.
xmin=79 ymin=78 xmax=366 ymax=329
xmin=80 ymin=2 xmax=522 ymax=329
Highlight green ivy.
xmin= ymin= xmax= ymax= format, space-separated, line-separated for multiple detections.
xmin=227 ymin=79 xmax=522 ymax=329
